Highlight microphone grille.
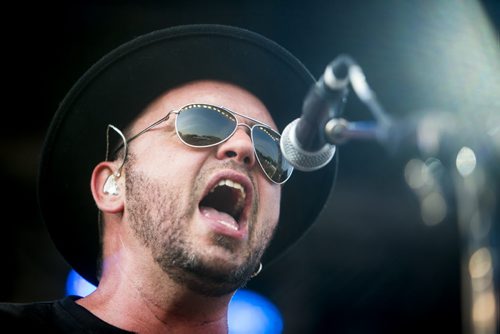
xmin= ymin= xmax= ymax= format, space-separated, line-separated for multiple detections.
xmin=280 ymin=119 xmax=336 ymax=172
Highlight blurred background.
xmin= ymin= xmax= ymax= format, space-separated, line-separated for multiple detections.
xmin=1 ymin=0 xmax=499 ymax=333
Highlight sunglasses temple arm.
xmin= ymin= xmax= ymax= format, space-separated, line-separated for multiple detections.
xmin=109 ymin=112 xmax=173 ymax=156
xmin=127 ymin=113 xmax=173 ymax=144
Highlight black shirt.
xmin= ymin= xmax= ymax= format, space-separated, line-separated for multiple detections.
xmin=0 ymin=296 xmax=133 ymax=333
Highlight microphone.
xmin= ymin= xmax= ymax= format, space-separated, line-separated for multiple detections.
xmin=281 ymin=55 xmax=351 ymax=171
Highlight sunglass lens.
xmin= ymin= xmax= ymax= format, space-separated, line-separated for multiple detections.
xmin=176 ymin=105 xmax=237 ymax=146
xmin=252 ymin=125 xmax=293 ymax=184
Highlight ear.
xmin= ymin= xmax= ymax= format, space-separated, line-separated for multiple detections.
xmin=91 ymin=162 xmax=125 ymax=213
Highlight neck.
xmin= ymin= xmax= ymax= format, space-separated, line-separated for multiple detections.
xmin=77 ymin=232 xmax=233 ymax=333
xmin=81 ymin=275 xmax=232 ymax=334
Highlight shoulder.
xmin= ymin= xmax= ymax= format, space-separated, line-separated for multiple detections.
xmin=0 ymin=298 xmax=61 ymax=329
xmin=0 ymin=296 xmax=91 ymax=332
xmin=0 ymin=296 xmax=134 ymax=333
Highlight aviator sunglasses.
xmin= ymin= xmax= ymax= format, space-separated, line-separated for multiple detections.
xmin=107 ymin=104 xmax=294 ymax=184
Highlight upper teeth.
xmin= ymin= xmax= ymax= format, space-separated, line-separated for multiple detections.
xmin=211 ymin=179 xmax=246 ymax=199
xmin=204 ymin=179 xmax=248 ymax=220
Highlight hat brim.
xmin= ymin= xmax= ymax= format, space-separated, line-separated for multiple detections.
xmin=38 ymin=24 xmax=336 ymax=286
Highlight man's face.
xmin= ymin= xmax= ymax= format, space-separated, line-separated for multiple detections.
xmin=123 ymin=80 xmax=281 ymax=296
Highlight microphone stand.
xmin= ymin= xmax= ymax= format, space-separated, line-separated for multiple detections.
xmin=324 ymin=56 xmax=393 ymax=146
xmin=322 ymin=56 xmax=499 ymax=334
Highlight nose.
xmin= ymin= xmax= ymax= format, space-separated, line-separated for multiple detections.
xmin=215 ymin=126 xmax=256 ymax=168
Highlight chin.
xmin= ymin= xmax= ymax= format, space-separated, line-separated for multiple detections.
xmin=166 ymin=254 xmax=256 ymax=297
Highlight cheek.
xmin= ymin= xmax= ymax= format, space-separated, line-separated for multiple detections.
xmin=258 ymin=184 xmax=281 ymax=227
xmin=135 ymin=138 xmax=206 ymax=180
xmin=251 ymin=184 xmax=281 ymax=251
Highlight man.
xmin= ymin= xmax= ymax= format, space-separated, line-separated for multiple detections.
xmin=1 ymin=24 xmax=336 ymax=332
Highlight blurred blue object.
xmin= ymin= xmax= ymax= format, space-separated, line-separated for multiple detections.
xmin=228 ymin=289 xmax=283 ymax=334
xmin=65 ymin=269 xmax=96 ymax=297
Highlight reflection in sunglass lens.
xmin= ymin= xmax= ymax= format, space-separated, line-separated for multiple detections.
xmin=252 ymin=125 xmax=293 ymax=183
xmin=176 ymin=105 xmax=237 ymax=146
xmin=175 ymin=105 xmax=292 ymax=184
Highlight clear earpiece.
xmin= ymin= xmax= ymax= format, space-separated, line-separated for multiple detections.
xmin=103 ymin=174 xmax=120 ymax=196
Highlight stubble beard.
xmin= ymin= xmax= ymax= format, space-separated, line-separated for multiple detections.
xmin=125 ymin=157 xmax=276 ymax=297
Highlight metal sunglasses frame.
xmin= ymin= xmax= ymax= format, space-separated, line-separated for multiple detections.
xmin=105 ymin=103 xmax=293 ymax=184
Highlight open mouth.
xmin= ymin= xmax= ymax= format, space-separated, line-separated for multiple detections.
xmin=199 ymin=179 xmax=247 ymax=230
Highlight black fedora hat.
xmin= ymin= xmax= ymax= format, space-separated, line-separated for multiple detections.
xmin=38 ymin=24 xmax=336 ymax=286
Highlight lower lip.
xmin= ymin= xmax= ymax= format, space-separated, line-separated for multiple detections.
xmin=199 ymin=207 xmax=248 ymax=240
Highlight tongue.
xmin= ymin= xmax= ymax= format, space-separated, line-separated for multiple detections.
xmin=200 ymin=206 xmax=239 ymax=230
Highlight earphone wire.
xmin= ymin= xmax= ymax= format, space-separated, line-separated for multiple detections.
xmin=106 ymin=124 xmax=128 ymax=177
